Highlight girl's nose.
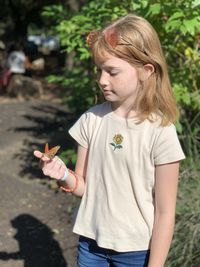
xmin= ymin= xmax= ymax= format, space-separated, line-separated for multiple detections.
xmin=98 ymin=70 xmax=109 ymax=88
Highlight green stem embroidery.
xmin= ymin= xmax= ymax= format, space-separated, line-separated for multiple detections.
xmin=110 ymin=134 xmax=123 ymax=151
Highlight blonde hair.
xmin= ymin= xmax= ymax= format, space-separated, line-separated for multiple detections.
xmin=87 ymin=14 xmax=178 ymax=126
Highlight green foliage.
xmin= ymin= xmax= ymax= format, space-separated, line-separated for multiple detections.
xmin=42 ymin=4 xmax=67 ymax=34
xmin=60 ymin=149 xmax=77 ymax=165
xmin=166 ymin=160 xmax=200 ymax=267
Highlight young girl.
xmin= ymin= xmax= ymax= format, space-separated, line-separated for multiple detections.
xmin=34 ymin=14 xmax=185 ymax=267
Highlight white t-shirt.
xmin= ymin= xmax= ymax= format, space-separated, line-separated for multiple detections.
xmin=69 ymin=101 xmax=185 ymax=252
xmin=6 ymin=51 xmax=26 ymax=74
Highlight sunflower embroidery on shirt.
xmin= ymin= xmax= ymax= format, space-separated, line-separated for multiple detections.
xmin=110 ymin=134 xmax=123 ymax=151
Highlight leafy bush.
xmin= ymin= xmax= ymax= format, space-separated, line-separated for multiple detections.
xmin=167 ymin=159 xmax=200 ymax=267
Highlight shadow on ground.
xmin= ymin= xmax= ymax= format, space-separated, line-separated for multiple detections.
xmin=0 ymin=214 xmax=68 ymax=267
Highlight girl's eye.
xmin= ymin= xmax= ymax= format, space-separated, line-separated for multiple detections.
xmin=109 ymin=72 xmax=118 ymax=76
xmin=95 ymin=67 xmax=119 ymax=77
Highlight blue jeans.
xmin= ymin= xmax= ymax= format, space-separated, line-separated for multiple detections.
xmin=77 ymin=236 xmax=150 ymax=267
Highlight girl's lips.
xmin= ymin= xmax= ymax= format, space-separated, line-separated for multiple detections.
xmin=103 ymin=90 xmax=113 ymax=95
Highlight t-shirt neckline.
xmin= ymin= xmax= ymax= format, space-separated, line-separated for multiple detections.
xmin=106 ymin=102 xmax=144 ymax=130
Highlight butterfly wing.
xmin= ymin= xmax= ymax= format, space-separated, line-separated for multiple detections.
xmin=44 ymin=143 xmax=60 ymax=159
xmin=45 ymin=143 xmax=49 ymax=153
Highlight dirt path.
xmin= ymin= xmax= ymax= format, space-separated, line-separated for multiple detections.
xmin=0 ymin=96 xmax=79 ymax=267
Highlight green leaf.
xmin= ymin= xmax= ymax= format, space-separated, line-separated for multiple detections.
xmin=148 ymin=3 xmax=161 ymax=15
xmin=131 ymin=2 xmax=141 ymax=11
xmin=192 ymin=0 xmax=200 ymax=8
xmin=165 ymin=19 xmax=182 ymax=31
xmin=183 ymin=18 xmax=199 ymax=35
xmin=168 ymin=11 xmax=184 ymax=21
xmin=173 ymin=83 xmax=191 ymax=106
xmin=179 ymin=25 xmax=188 ymax=35
xmin=175 ymin=121 xmax=183 ymax=134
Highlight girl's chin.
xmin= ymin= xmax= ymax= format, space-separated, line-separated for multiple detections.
xmin=104 ymin=94 xmax=116 ymax=101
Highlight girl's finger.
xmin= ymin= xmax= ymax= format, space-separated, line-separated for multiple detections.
xmin=33 ymin=150 xmax=51 ymax=162
xmin=33 ymin=150 xmax=43 ymax=158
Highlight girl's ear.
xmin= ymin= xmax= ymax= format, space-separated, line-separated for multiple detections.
xmin=140 ymin=64 xmax=155 ymax=81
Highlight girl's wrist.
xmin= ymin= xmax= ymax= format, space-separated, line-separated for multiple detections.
xmin=59 ymin=169 xmax=69 ymax=182
xmin=57 ymin=169 xmax=79 ymax=193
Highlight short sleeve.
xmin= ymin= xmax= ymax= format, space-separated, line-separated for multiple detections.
xmin=68 ymin=112 xmax=90 ymax=148
xmin=153 ymin=124 xmax=185 ymax=165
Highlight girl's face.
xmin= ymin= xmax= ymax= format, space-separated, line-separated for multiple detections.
xmin=97 ymin=55 xmax=140 ymax=108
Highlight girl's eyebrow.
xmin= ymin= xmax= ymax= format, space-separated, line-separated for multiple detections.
xmin=100 ymin=65 xmax=121 ymax=71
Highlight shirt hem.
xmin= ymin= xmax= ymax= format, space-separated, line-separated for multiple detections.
xmin=73 ymin=229 xmax=150 ymax=252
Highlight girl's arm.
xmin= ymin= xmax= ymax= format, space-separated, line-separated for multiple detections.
xmin=59 ymin=145 xmax=88 ymax=196
xmin=148 ymin=161 xmax=180 ymax=267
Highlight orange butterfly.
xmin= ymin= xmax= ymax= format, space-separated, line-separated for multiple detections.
xmin=44 ymin=143 xmax=60 ymax=159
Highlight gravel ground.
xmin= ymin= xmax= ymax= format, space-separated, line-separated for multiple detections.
xmin=0 ymin=96 xmax=79 ymax=267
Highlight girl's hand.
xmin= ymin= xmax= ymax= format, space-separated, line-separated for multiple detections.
xmin=34 ymin=150 xmax=67 ymax=181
